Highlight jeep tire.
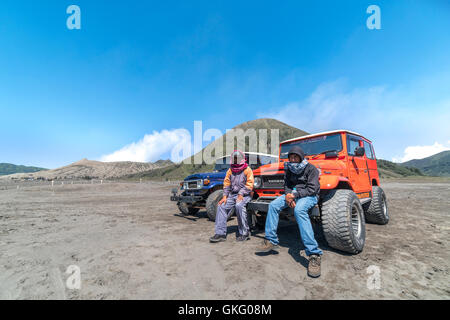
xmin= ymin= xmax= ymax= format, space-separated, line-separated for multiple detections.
xmin=206 ymin=189 xmax=234 ymax=221
xmin=177 ymin=202 xmax=200 ymax=216
xmin=364 ymin=186 xmax=389 ymax=225
xmin=321 ymin=189 xmax=366 ymax=254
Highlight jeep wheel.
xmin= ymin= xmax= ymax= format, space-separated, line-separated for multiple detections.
xmin=206 ymin=190 xmax=234 ymax=221
xmin=177 ymin=202 xmax=200 ymax=216
xmin=364 ymin=186 xmax=389 ymax=225
xmin=321 ymin=189 xmax=366 ymax=254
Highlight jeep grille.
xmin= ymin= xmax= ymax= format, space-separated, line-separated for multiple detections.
xmin=262 ymin=175 xmax=284 ymax=189
xmin=184 ymin=179 xmax=203 ymax=190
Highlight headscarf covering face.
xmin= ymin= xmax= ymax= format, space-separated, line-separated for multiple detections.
xmin=285 ymin=146 xmax=309 ymax=175
xmin=230 ymin=150 xmax=248 ymax=173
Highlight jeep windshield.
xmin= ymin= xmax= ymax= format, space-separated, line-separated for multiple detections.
xmin=280 ymin=134 xmax=343 ymax=158
xmin=214 ymin=154 xmax=277 ymax=171
xmin=214 ymin=158 xmax=230 ymax=172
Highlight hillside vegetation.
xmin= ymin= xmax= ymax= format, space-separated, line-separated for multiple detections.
xmin=0 ymin=163 xmax=47 ymax=176
xmin=1 ymin=159 xmax=173 ymax=180
xmin=400 ymin=150 xmax=450 ymax=177
xmin=377 ymin=159 xmax=424 ymax=178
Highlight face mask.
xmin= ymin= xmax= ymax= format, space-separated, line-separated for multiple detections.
xmin=285 ymin=159 xmax=308 ymax=175
xmin=230 ymin=150 xmax=248 ymax=173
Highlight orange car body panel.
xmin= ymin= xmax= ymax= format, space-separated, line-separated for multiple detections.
xmin=252 ymin=131 xmax=380 ymax=199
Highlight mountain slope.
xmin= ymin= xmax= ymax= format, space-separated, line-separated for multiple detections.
xmin=126 ymin=118 xmax=309 ymax=181
xmin=0 ymin=163 xmax=48 ymax=176
xmin=377 ymin=159 xmax=424 ymax=178
xmin=400 ymin=150 xmax=450 ymax=177
xmin=1 ymin=158 xmax=174 ymax=180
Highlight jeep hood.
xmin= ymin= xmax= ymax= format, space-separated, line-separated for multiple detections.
xmin=309 ymin=159 xmax=346 ymax=171
xmin=253 ymin=159 xmax=346 ymax=175
xmin=184 ymin=171 xmax=226 ymax=181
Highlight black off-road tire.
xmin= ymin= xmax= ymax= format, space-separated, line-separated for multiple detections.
xmin=177 ymin=202 xmax=200 ymax=216
xmin=321 ymin=189 xmax=366 ymax=254
xmin=363 ymin=186 xmax=389 ymax=225
xmin=205 ymin=190 xmax=234 ymax=221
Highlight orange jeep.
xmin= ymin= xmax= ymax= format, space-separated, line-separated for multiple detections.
xmin=247 ymin=130 xmax=389 ymax=254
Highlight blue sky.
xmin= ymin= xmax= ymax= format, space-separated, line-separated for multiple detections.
xmin=1 ymin=0 xmax=449 ymax=168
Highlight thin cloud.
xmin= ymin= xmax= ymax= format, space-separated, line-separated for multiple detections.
xmin=258 ymin=78 xmax=450 ymax=161
xmin=392 ymin=142 xmax=450 ymax=163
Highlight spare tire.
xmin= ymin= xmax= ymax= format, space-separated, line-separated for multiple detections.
xmin=364 ymin=186 xmax=389 ymax=225
xmin=206 ymin=190 xmax=234 ymax=221
xmin=321 ymin=189 xmax=366 ymax=254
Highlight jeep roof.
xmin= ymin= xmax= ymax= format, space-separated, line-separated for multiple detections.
xmin=215 ymin=152 xmax=278 ymax=160
xmin=281 ymin=130 xmax=372 ymax=145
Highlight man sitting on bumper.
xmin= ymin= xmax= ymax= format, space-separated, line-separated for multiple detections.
xmin=257 ymin=146 xmax=323 ymax=278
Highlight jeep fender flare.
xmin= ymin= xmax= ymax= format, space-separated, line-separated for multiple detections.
xmin=207 ymin=183 xmax=223 ymax=194
xmin=319 ymin=175 xmax=354 ymax=191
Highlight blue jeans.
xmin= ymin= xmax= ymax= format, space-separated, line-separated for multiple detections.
xmin=265 ymin=194 xmax=323 ymax=256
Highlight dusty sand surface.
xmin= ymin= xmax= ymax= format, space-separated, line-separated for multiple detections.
xmin=0 ymin=180 xmax=449 ymax=300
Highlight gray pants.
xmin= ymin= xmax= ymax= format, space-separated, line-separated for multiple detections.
xmin=215 ymin=193 xmax=251 ymax=236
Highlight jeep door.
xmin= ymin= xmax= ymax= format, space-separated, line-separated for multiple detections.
xmin=363 ymin=140 xmax=378 ymax=185
xmin=346 ymin=134 xmax=372 ymax=194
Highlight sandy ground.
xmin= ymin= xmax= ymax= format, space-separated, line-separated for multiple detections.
xmin=0 ymin=180 xmax=449 ymax=300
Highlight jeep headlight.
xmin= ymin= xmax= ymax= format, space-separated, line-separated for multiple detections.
xmin=254 ymin=176 xmax=262 ymax=188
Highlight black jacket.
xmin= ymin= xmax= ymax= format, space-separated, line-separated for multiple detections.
xmin=284 ymin=162 xmax=320 ymax=198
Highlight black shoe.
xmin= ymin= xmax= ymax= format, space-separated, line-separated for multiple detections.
xmin=236 ymin=234 xmax=250 ymax=242
xmin=209 ymin=234 xmax=226 ymax=243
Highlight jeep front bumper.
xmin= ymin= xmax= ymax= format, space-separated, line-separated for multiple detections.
xmin=171 ymin=194 xmax=204 ymax=203
xmin=247 ymin=199 xmax=273 ymax=212
xmin=170 ymin=188 xmax=205 ymax=204
xmin=248 ymin=197 xmax=320 ymax=218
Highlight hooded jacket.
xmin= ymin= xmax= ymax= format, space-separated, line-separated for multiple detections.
xmin=223 ymin=166 xmax=254 ymax=197
xmin=284 ymin=146 xmax=320 ymax=198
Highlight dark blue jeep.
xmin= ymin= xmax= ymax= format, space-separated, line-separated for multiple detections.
xmin=170 ymin=152 xmax=278 ymax=221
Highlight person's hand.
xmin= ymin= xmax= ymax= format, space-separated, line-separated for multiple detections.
xmin=237 ymin=194 xmax=244 ymax=203
xmin=288 ymin=200 xmax=296 ymax=208
xmin=285 ymin=193 xmax=295 ymax=203
xmin=218 ymin=196 xmax=227 ymax=205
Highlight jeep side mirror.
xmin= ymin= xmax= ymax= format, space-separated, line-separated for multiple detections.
xmin=325 ymin=151 xmax=338 ymax=158
xmin=354 ymin=147 xmax=365 ymax=157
